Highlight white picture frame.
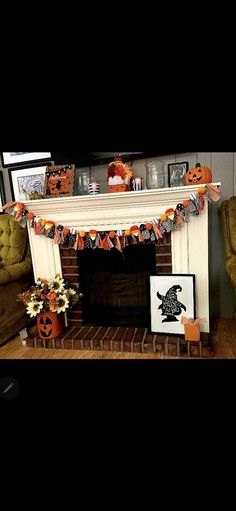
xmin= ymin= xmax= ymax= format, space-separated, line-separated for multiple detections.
xmin=9 ymin=165 xmax=48 ymax=201
xmin=150 ymin=274 xmax=195 ymax=335
xmin=1 ymin=152 xmax=52 ymax=167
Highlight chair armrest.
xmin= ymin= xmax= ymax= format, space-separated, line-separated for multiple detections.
xmin=0 ymin=260 xmax=32 ymax=285
xmin=220 ymin=199 xmax=236 ymax=288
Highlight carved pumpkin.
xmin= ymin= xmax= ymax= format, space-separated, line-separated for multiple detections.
xmin=185 ymin=163 xmax=212 ymax=185
xmin=37 ymin=311 xmax=64 ymax=339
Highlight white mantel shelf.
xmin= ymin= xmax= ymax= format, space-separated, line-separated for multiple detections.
xmin=25 ymin=183 xmax=221 ymax=334
xmin=24 ymin=183 xmax=221 ymax=232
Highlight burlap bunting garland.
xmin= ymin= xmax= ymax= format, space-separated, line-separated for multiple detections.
xmin=2 ymin=184 xmax=220 ymax=251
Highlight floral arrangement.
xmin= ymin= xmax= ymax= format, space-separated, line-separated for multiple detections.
xmin=107 ymin=156 xmax=134 ymax=186
xmin=18 ymin=274 xmax=80 ymax=317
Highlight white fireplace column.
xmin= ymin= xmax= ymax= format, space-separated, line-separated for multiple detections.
xmin=25 ymin=184 xmax=220 ymax=333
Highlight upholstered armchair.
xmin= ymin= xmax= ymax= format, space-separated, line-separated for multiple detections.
xmin=220 ymin=197 xmax=236 ymax=289
xmin=0 ymin=213 xmax=33 ymax=346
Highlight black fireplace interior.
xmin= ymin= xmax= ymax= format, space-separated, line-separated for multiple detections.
xmin=78 ymin=244 xmax=157 ymax=327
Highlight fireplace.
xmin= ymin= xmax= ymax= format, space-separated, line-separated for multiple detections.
xmin=60 ymin=238 xmax=172 ymax=328
xmin=25 ymin=186 xmax=216 ymax=334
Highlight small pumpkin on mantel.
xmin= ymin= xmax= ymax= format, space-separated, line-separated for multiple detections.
xmin=185 ymin=163 xmax=212 ymax=186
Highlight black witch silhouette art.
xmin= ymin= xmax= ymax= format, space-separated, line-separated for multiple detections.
xmin=157 ymin=284 xmax=186 ymax=322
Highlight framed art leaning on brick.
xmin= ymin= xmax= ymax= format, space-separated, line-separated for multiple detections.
xmin=150 ymin=274 xmax=195 ymax=335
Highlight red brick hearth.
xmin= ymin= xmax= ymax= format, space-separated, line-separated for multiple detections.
xmin=26 ymin=324 xmax=213 ymax=357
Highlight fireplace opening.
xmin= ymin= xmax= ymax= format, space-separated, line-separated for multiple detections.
xmin=78 ymin=244 xmax=157 ymax=327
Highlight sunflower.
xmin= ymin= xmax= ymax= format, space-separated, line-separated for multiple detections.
xmin=18 ymin=274 xmax=80 ymax=317
xmin=54 ymin=294 xmax=69 ymax=313
xmin=27 ymin=301 xmax=44 ymax=318
xmin=48 ymin=275 xmax=65 ymax=293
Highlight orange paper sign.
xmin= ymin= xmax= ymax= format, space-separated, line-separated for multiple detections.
xmin=181 ymin=316 xmax=201 ymax=342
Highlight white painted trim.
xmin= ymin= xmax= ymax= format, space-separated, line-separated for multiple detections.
xmin=24 ymin=184 xmax=220 ymax=231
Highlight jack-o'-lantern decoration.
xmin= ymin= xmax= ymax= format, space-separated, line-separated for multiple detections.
xmin=37 ymin=311 xmax=64 ymax=339
xmin=185 ymin=163 xmax=212 ymax=185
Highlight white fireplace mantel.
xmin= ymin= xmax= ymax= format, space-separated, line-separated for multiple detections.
xmin=24 ymin=184 xmax=221 ymax=333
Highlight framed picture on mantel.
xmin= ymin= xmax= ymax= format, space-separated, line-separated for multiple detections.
xmin=168 ymin=161 xmax=189 ymax=187
xmin=9 ymin=165 xmax=48 ymax=201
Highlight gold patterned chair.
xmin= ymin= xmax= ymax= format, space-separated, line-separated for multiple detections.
xmin=220 ymin=197 xmax=236 ymax=289
xmin=0 ymin=213 xmax=33 ymax=346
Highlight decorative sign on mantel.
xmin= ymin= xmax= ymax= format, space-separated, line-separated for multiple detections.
xmin=2 ymin=183 xmax=221 ymax=252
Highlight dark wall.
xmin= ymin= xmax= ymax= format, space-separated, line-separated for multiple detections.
xmin=51 ymin=151 xmax=184 ymax=167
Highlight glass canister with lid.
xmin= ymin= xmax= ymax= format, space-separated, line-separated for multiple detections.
xmin=77 ymin=167 xmax=99 ymax=195
xmin=145 ymin=160 xmax=165 ymax=189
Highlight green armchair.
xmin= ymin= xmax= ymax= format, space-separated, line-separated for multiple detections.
xmin=0 ymin=213 xmax=33 ymax=346
xmin=220 ymin=197 xmax=236 ymax=289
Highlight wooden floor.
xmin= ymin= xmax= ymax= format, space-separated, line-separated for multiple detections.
xmin=0 ymin=318 xmax=236 ymax=359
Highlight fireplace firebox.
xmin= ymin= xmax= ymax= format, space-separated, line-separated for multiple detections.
xmin=59 ymin=233 xmax=172 ymax=328
xmin=78 ymin=245 xmax=156 ymax=327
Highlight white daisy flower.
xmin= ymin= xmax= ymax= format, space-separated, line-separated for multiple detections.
xmin=55 ymin=295 xmax=69 ymax=313
xmin=26 ymin=301 xmax=44 ymax=318
xmin=48 ymin=275 xmax=65 ymax=293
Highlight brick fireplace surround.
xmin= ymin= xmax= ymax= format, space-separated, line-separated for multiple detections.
xmin=24 ymin=186 xmax=219 ymax=356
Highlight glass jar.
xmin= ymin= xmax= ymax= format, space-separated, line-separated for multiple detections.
xmin=77 ymin=167 xmax=97 ymax=195
xmin=145 ymin=161 xmax=165 ymax=189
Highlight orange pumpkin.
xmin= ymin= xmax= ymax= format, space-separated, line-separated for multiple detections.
xmin=37 ymin=311 xmax=64 ymax=339
xmin=185 ymin=163 xmax=212 ymax=185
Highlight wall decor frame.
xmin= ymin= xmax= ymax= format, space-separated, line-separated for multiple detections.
xmin=0 ymin=171 xmax=6 ymax=210
xmin=8 ymin=165 xmax=49 ymax=201
xmin=168 ymin=161 xmax=189 ymax=187
xmin=150 ymin=274 xmax=195 ymax=335
xmin=1 ymin=152 xmax=52 ymax=168
xmin=44 ymin=164 xmax=75 ymax=198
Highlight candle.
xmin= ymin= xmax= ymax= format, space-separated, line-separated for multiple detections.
xmin=133 ymin=177 xmax=143 ymax=191
xmin=88 ymin=182 xmax=100 ymax=194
